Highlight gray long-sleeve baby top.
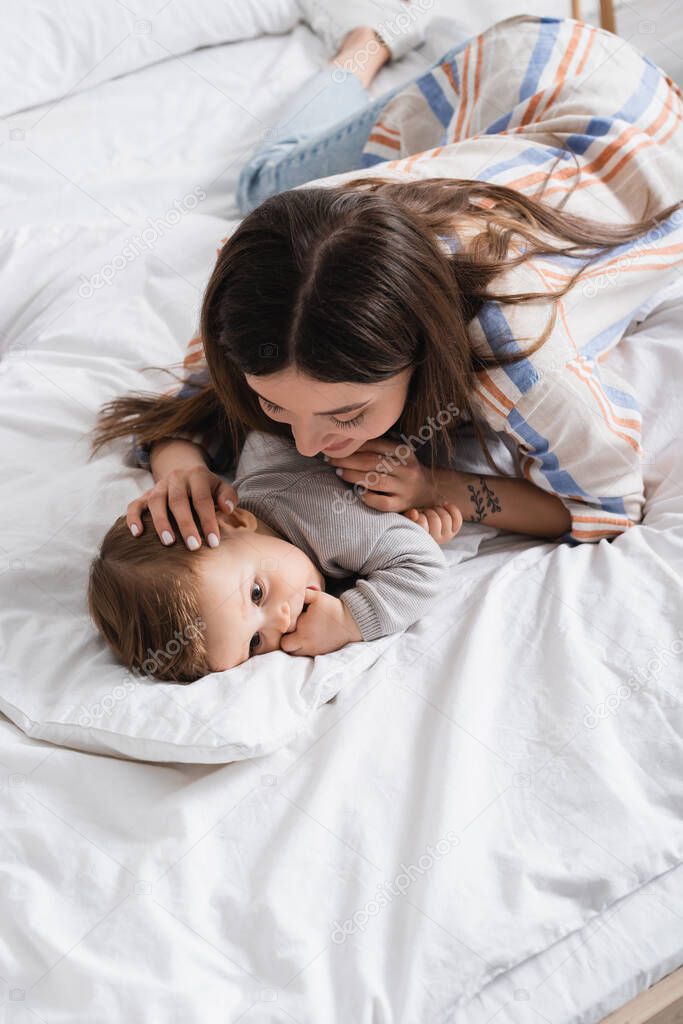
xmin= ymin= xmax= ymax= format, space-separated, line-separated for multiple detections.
xmin=232 ymin=432 xmax=448 ymax=641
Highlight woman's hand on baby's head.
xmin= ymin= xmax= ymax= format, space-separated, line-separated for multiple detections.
xmin=404 ymin=502 xmax=463 ymax=545
xmin=127 ymin=460 xmax=237 ymax=552
xmin=280 ymin=589 xmax=362 ymax=657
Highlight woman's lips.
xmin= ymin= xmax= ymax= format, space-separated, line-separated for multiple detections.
xmin=322 ymin=439 xmax=352 ymax=453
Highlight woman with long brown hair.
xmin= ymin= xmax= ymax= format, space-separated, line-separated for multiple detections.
xmin=93 ymin=11 xmax=683 ymax=554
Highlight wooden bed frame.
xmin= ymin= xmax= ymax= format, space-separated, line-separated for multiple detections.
xmin=571 ymin=0 xmax=616 ymax=33
xmin=601 ymin=964 xmax=683 ymax=1023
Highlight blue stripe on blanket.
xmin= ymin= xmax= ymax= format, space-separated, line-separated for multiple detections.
xmin=509 ymin=404 xmax=627 ymax=517
xmin=519 ymin=19 xmax=561 ymax=102
xmin=359 ymin=152 xmax=389 ymax=167
xmin=613 ymin=60 xmax=661 ymax=124
xmin=476 ymin=302 xmax=540 ymax=395
xmin=417 ymin=74 xmax=455 ymax=128
xmin=507 ymin=407 xmax=589 ymax=497
xmin=475 ymin=145 xmax=569 ymax=181
xmin=580 ymin=314 xmax=635 ymax=360
xmin=567 ymin=58 xmax=661 ymax=153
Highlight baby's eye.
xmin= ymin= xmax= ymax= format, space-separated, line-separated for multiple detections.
xmin=251 ymin=582 xmax=263 ymax=604
xmin=250 ymin=632 xmax=262 ymax=653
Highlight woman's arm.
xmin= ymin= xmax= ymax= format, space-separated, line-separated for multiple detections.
xmin=130 ymin=366 xmax=227 ymax=473
xmin=328 ymin=440 xmax=572 ymax=540
xmin=431 ymin=468 xmax=571 ymax=539
xmin=149 ymin=437 xmax=209 ymax=480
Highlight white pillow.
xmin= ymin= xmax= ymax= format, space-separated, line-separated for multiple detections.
xmin=0 ymin=216 xmax=487 ymax=763
xmin=4 ymin=209 xmax=679 ymax=765
xmin=0 ymin=632 xmax=400 ymax=764
xmin=3 ymin=0 xmax=301 ymax=118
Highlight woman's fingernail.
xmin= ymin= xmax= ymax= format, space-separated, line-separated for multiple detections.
xmin=223 ymin=498 xmax=234 ymax=511
xmin=207 ymin=533 xmax=219 ymax=548
xmin=186 ymin=535 xmax=200 ymax=551
xmin=129 ymin=523 xmax=139 ymax=537
xmin=335 ymin=468 xmax=343 ymax=476
xmin=161 ymin=531 xmax=174 ymax=545
xmin=322 ymin=455 xmax=329 ymax=462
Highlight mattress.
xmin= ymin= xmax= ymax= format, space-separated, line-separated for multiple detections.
xmin=1 ymin=5 xmax=681 ymax=1022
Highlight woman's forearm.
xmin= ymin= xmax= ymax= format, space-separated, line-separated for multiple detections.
xmin=432 ymin=468 xmax=571 ymax=539
xmin=149 ymin=438 xmax=209 ymax=482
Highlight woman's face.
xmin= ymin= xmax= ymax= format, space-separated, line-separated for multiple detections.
xmin=245 ymin=367 xmax=412 ymax=457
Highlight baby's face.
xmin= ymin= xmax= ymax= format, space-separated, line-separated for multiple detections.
xmin=197 ymin=508 xmax=325 ymax=671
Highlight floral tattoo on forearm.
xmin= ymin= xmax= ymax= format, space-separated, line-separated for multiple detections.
xmin=466 ymin=477 xmax=502 ymax=523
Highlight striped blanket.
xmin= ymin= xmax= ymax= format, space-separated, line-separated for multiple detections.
xmin=176 ymin=15 xmax=683 ymax=543
xmin=354 ymin=14 xmax=683 ymax=542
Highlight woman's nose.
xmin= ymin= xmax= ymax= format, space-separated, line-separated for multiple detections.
xmin=291 ymin=424 xmax=326 ymax=458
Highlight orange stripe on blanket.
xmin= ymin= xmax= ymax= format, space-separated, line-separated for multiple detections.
xmin=574 ymin=25 xmax=597 ymax=75
xmin=454 ymin=43 xmax=471 ymax=142
xmin=507 ymin=78 xmax=680 ymax=197
xmin=366 ymin=132 xmax=401 ymax=150
xmin=475 ymin=389 xmax=508 ymax=420
xmin=183 ymin=335 xmax=204 ymax=368
xmin=597 ymin=114 xmax=682 ymax=188
xmin=464 ymin=35 xmax=484 ymax=138
xmin=556 ymin=293 xmax=580 ymax=360
xmin=540 ymin=254 xmax=683 ymax=296
xmin=526 ymin=22 xmax=584 ymax=125
xmin=375 ymin=120 xmax=400 ymax=137
xmin=441 ymin=59 xmax=459 ymax=98
xmin=522 ymin=260 xmax=581 ymax=359
xmin=552 ymin=84 xmax=683 ymax=197
xmin=572 ymin=514 xmax=634 ymax=527
xmin=567 ymin=362 xmax=642 ymax=450
xmin=573 ymin=243 xmax=683 ymax=280
xmin=571 ymin=525 xmax=631 ymax=538
xmin=572 ymin=358 xmax=642 ymax=430
xmin=183 ymin=349 xmax=205 ymax=369
xmin=403 ymin=152 xmax=423 ymax=173
xmin=475 ymin=369 xmax=515 ymax=412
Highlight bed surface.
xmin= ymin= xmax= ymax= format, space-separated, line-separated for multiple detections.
xmin=1 ymin=7 xmax=681 ymax=1022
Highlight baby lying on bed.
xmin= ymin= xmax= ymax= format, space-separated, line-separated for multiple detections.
xmin=88 ymin=431 xmax=461 ymax=682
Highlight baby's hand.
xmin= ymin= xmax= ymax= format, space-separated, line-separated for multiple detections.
xmin=403 ymin=502 xmax=463 ymax=545
xmin=280 ymin=589 xmax=362 ymax=657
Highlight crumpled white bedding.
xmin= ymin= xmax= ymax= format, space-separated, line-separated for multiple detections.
xmin=1 ymin=3 xmax=682 ymax=1020
xmin=1 ymin=206 xmax=682 ymax=1018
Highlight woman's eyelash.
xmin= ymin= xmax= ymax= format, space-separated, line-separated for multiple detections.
xmin=262 ymin=398 xmax=365 ymax=430
xmin=332 ymin=412 xmax=365 ymax=429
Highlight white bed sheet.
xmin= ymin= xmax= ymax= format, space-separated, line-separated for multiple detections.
xmin=0 ymin=11 xmax=468 ymax=229
xmin=1 ymin=8 xmax=682 ymax=1022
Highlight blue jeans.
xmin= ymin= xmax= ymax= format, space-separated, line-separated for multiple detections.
xmin=236 ymin=42 xmax=462 ymax=216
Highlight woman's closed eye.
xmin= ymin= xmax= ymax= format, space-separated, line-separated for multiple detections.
xmin=331 ymin=411 xmax=365 ymax=430
xmin=260 ymin=398 xmax=365 ymax=430
xmin=261 ymin=399 xmax=284 ymax=416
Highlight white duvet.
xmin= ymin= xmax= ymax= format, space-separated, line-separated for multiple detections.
xmin=1 ymin=206 xmax=683 ymax=1020
xmin=1 ymin=3 xmax=682 ymax=1020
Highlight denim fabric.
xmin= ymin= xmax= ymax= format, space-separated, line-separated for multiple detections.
xmin=235 ymin=44 xmax=462 ymax=216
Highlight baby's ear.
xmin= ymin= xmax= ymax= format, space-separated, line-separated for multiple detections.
xmin=216 ymin=506 xmax=257 ymax=534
